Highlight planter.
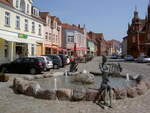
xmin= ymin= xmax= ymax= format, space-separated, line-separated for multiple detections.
xmin=0 ymin=75 xmax=9 ymax=82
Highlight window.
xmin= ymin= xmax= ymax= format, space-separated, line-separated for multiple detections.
xmin=16 ymin=0 xmax=19 ymax=8
xmin=20 ymin=0 xmax=25 ymax=12
xmin=5 ymin=12 xmax=10 ymax=26
xmin=31 ymin=44 xmax=34 ymax=56
xmin=45 ymin=32 xmax=48 ymax=40
xmin=27 ymin=4 xmax=29 ymax=14
xmin=132 ymin=36 xmax=136 ymax=43
xmin=31 ymin=22 xmax=35 ymax=33
xmin=38 ymin=24 xmax=41 ymax=35
xmin=67 ymin=35 xmax=74 ymax=43
xmin=49 ymin=33 xmax=51 ymax=40
xmin=148 ymin=33 xmax=150 ymax=40
xmin=24 ymin=19 xmax=28 ymax=31
xmin=16 ymin=16 xmax=20 ymax=29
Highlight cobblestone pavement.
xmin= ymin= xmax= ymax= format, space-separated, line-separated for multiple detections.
xmin=0 ymin=57 xmax=150 ymax=113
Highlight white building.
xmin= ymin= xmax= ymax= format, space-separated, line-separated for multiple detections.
xmin=0 ymin=0 xmax=44 ymax=64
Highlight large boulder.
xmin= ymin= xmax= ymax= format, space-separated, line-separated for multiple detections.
xmin=72 ymin=73 xmax=95 ymax=84
xmin=35 ymin=89 xmax=56 ymax=100
xmin=72 ymin=88 xmax=86 ymax=101
xmin=86 ymin=88 xmax=99 ymax=101
xmin=25 ymin=81 xmax=41 ymax=96
xmin=127 ymin=87 xmax=138 ymax=98
xmin=144 ymin=81 xmax=150 ymax=89
xmin=136 ymin=82 xmax=147 ymax=95
xmin=56 ymin=88 xmax=73 ymax=101
xmin=114 ymin=88 xmax=127 ymax=99
xmin=23 ymin=75 xmax=34 ymax=81
xmin=34 ymin=75 xmax=43 ymax=79
xmin=13 ymin=77 xmax=29 ymax=94
xmin=13 ymin=77 xmax=41 ymax=96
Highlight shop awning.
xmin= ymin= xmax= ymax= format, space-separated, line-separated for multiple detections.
xmin=0 ymin=33 xmax=36 ymax=44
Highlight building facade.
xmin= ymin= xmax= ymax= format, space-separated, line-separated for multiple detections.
xmin=40 ymin=12 xmax=62 ymax=55
xmin=107 ymin=40 xmax=121 ymax=55
xmin=122 ymin=36 xmax=127 ymax=56
xmin=0 ymin=0 xmax=44 ymax=64
xmin=125 ymin=2 xmax=150 ymax=58
xmin=61 ymin=24 xmax=87 ymax=57
xmin=86 ymin=34 xmax=96 ymax=56
xmin=88 ymin=32 xmax=107 ymax=56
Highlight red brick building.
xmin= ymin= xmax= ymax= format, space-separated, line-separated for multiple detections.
xmin=126 ymin=3 xmax=150 ymax=58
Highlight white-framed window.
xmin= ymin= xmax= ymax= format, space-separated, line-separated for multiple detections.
xmin=16 ymin=0 xmax=19 ymax=8
xmin=5 ymin=12 xmax=10 ymax=26
xmin=49 ymin=33 xmax=51 ymax=40
xmin=20 ymin=0 xmax=25 ymax=12
xmin=38 ymin=24 xmax=41 ymax=35
xmin=67 ymin=35 xmax=74 ymax=43
xmin=48 ymin=18 xmax=51 ymax=26
xmin=27 ymin=4 xmax=29 ymax=14
xmin=45 ymin=32 xmax=48 ymax=40
xmin=24 ymin=19 xmax=28 ymax=31
xmin=16 ymin=16 xmax=20 ymax=29
xmin=31 ymin=22 xmax=35 ymax=33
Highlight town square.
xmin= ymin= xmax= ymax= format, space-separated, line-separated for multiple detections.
xmin=0 ymin=0 xmax=150 ymax=113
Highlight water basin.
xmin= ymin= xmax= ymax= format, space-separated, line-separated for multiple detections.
xmin=35 ymin=76 xmax=136 ymax=90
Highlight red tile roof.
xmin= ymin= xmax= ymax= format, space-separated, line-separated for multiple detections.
xmin=62 ymin=24 xmax=84 ymax=33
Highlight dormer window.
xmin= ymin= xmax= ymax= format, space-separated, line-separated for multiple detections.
xmin=20 ymin=0 xmax=25 ymax=12
xmin=32 ymin=6 xmax=39 ymax=17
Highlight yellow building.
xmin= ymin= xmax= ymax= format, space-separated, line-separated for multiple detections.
xmin=0 ymin=0 xmax=44 ymax=64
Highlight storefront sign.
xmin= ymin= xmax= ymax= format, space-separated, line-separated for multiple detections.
xmin=18 ymin=33 xmax=28 ymax=39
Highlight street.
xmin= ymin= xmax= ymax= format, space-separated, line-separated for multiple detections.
xmin=0 ymin=57 xmax=150 ymax=113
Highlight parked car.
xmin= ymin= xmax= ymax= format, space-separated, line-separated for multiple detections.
xmin=111 ymin=54 xmax=118 ymax=59
xmin=43 ymin=54 xmax=62 ymax=69
xmin=0 ymin=57 xmax=45 ymax=74
xmin=58 ymin=54 xmax=67 ymax=67
xmin=36 ymin=56 xmax=53 ymax=71
xmin=124 ymin=55 xmax=134 ymax=61
xmin=137 ymin=55 xmax=150 ymax=63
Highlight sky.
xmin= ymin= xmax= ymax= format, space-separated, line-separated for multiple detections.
xmin=34 ymin=0 xmax=148 ymax=41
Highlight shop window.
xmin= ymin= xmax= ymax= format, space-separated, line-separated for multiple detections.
xmin=5 ymin=12 xmax=10 ymax=27
xmin=4 ymin=41 xmax=8 ymax=58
